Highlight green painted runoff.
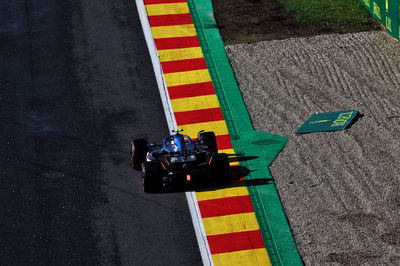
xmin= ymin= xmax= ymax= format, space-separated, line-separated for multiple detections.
xmin=187 ymin=0 xmax=303 ymax=265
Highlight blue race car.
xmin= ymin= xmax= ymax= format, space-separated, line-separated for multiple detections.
xmin=130 ymin=130 xmax=230 ymax=193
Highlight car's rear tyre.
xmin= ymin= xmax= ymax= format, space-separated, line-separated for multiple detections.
xmin=131 ymin=139 xmax=149 ymax=170
xmin=210 ymin=153 xmax=231 ymax=184
xmin=142 ymin=161 xmax=163 ymax=193
xmin=199 ymin=131 xmax=218 ymax=153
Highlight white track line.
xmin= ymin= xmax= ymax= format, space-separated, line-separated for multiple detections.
xmin=135 ymin=1 xmax=213 ymax=265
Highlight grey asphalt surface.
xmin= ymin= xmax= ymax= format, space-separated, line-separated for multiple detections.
xmin=0 ymin=0 xmax=202 ymax=265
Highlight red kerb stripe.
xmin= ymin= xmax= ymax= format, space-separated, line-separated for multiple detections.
xmin=148 ymin=14 xmax=193 ymax=27
xmin=145 ymin=0 xmax=187 ymax=4
xmin=154 ymin=36 xmax=200 ymax=50
xmin=161 ymin=58 xmax=207 ymax=74
xmin=207 ymin=230 xmax=265 ymax=254
xmin=216 ymin=134 xmax=232 ymax=150
xmin=175 ymin=107 xmax=224 ymax=125
xmin=190 ymin=134 xmax=232 ymax=150
xmin=198 ymin=195 xmax=254 ymax=218
xmin=168 ymin=82 xmax=215 ymax=99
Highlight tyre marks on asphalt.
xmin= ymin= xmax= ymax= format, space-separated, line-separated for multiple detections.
xmin=142 ymin=0 xmax=271 ymax=265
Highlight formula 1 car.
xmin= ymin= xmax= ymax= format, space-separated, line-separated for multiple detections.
xmin=130 ymin=129 xmax=231 ymax=193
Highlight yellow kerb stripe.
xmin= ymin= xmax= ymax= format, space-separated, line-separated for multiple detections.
xmin=144 ymin=4 xmax=272 ymax=264
xmin=179 ymin=121 xmax=228 ymax=138
xmin=229 ymin=161 xmax=240 ymax=167
xmin=171 ymin=94 xmax=220 ymax=112
xmin=145 ymin=3 xmax=189 ymax=16
xmin=158 ymin=47 xmax=203 ymax=62
xmin=202 ymin=212 xmax=260 ymax=236
xmin=196 ymin=184 xmax=249 ymax=201
xmin=164 ymin=69 xmax=211 ymax=87
xmin=151 ymin=24 xmax=197 ymax=39
xmin=218 ymin=148 xmax=235 ymax=155
xmin=212 ymin=248 xmax=272 ymax=266
xmin=216 ymin=148 xmax=240 ymax=166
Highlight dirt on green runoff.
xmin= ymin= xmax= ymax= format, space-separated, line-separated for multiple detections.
xmin=212 ymin=0 xmax=382 ymax=44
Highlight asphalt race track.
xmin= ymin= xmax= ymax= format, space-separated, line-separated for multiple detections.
xmin=0 ymin=0 xmax=202 ymax=265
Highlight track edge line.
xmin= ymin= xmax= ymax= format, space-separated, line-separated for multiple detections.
xmin=135 ymin=1 xmax=213 ymax=265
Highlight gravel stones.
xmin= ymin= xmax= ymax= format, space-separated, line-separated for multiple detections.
xmin=226 ymin=31 xmax=400 ymax=265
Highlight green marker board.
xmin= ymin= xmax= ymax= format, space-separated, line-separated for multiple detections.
xmin=360 ymin=0 xmax=400 ymax=40
xmin=296 ymin=110 xmax=360 ymax=134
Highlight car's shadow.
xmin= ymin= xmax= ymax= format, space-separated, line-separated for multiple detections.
xmin=152 ymin=153 xmax=273 ymax=194
xmin=185 ymin=165 xmax=274 ymax=193
xmin=227 ymin=153 xmax=259 ymax=163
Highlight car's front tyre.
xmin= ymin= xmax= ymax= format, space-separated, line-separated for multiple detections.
xmin=131 ymin=139 xmax=149 ymax=170
xmin=199 ymin=131 xmax=218 ymax=153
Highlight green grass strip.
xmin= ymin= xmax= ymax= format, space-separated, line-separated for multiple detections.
xmin=187 ymin=0 xmax=303 ymax=265
xmin=279 ymin=0 xmax=372 ymax=31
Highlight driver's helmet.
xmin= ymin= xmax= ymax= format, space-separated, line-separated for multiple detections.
xmin=172 ymin=134 xmax=185 ymax=152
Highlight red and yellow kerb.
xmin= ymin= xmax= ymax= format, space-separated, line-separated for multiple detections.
xmin=144 ymin=0 xmax=272 ymax=265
